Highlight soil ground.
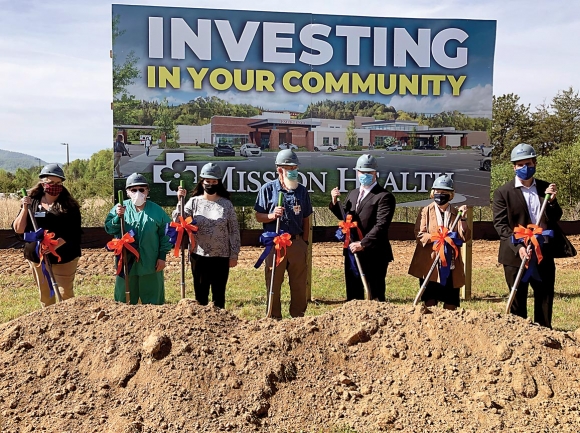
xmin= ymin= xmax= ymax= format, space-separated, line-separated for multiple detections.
xmin=1 ymin=240 xmax=580 ymax=432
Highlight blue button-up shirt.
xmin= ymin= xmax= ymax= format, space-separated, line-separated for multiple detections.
xmin=254 ymin=179 xmax=313 ymax=235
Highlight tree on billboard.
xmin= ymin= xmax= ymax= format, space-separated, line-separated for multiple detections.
xmin=154 ymin=98 xmax=179 ymax=149
xmin=112 ymin=15 xmax=141 ymax=127
xmin=346 ymin=120 xmax=359 ymax=150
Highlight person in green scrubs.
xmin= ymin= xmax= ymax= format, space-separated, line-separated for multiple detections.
xmin=105 ymin=173 xmax=172 ymax=304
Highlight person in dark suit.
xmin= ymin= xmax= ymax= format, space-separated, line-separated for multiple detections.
xmin=493 ymin=143 xmax=562 ymax=328
xmin=329 ymin=154 xmax=396 ymax=301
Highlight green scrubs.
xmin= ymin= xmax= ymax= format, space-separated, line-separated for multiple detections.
xmin=105 ymin=199 xmax=172 ymax=304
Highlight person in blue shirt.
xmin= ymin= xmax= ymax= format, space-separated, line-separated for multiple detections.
xmin=254 ymin=149 xmax=313 ymax=318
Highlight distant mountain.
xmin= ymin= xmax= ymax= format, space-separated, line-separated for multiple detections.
xmin=0 ymin=149 xmax=46 ymax=173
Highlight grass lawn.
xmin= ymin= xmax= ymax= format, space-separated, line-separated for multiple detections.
xmin=2 ymin=257 xmax=579 ymax=331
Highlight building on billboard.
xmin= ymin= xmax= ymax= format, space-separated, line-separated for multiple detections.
xmin=177 ymin=113 xmax=488 ymax=149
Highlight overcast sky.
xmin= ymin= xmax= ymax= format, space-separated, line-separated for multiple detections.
xmin=1 ymin=0 xmax=579 ymax=164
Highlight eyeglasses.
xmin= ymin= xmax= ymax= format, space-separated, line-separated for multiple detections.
xmin=129 ymin=188 xmax=146 ymax=193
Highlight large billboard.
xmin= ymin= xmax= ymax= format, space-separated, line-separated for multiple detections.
xmin=112 ymin=5 xmax=496 ymax=207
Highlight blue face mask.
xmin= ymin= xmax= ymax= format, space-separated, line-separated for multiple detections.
xmin=285 ymin=169 xmax=299 ymax=181
xmin=359 ymin=173 xmax=374 ymax=186
xmin=515 ymin=165 xmax=535 ymax=181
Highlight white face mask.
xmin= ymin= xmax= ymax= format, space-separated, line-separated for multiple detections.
xmin=128 ymin=191 xmax=146 ymax=207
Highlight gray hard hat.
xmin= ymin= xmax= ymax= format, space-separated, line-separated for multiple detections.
xmin=200 ymin=163 xmax=223 ymax=180
xmin=275 ymin=149 xmax=300 ymax=166
xmin=39 ymin=163 xmax=65 ymax=181
xmin=510 ymin=143 xmax=537 ymax=162
xmin=126 ymin=173 xmax=149 ymax=189
xmin=432 ymin=175 xmax=454 ymax=191
xmin=355 ymin=154 xmax=378 ymax=172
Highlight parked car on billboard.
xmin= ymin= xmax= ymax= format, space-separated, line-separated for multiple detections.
xmin=481 ymin=146 xmax=494 ymax=157
xmin=386 ymin=144 xmax=403 ymax=151
xmin=213 ymin=143 xmax=235 ymax=157
xmin=240 ymin=143 xmax=262 ymax=157
xmin=480 ymin=156 xmax=491 ymax=172
xmin=314 ymin=144 xmax=337 ymax=151
xmin=279 ymin=142 xmax=298 ymax=150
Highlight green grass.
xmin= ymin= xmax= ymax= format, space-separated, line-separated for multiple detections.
xmin=3 ymin=262 xmax=579 ymax=331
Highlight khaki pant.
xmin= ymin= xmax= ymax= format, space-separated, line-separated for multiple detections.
xmin=114 ymin=152 xmax=123 ymax=177
xmin=264 ymin=237 xmax=308 ymax=318
xmin=28 ymin=258 xmax=79 ymax=307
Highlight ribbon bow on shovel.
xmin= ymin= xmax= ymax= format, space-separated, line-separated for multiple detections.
xmin=254 ymin=231 xmax=292 ymax=269
xmin=511 ymin=224 xmax=553 ymax=282
xmin=335 ymin=215 xmax=364 ymax=277
xmin=430 ymin=226 xmax=463 ymax=286
xmin=166 ymin=216 xmax=198 ymax=257
xmin=106 ymin=230 xmax=140 ymax=278
xmin=24 ymin=228 xmax=61 ymax=297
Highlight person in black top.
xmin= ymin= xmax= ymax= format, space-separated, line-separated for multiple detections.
xmin=12 ymin=164 xmax=82 ymax=307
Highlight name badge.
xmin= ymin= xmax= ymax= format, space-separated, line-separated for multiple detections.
xmin=293 ymin=204 xmax=301 ymax=215
xmin=35 ymin=212 xmax=46 ymax=218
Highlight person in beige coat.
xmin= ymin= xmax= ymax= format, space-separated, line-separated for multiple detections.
xmin=408 ymin=175 xmax=470 ymax=310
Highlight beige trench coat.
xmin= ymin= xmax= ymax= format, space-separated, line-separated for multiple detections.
xmin=407 ymin=202 xmax=471 ymax=288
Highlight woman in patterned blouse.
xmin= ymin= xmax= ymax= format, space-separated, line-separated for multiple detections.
xmin=174 ymin=163 xmax=241 ymax=308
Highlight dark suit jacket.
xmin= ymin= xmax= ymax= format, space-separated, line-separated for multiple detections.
xmin=330 ymin=184 xmax=396 ymax=262
xmin=493 ymin=178 xmax=565 ymax=267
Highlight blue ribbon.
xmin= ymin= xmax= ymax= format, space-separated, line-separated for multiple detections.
xmin=511 ymin=229 xmax=554 ymax=283
xmin=436 ymin=231 xmax=463 ymax=286
xmin=335 ymin=228 xmax=360 ymax=277
xmin=105 ymin=229 xmax=138 ymax=279
xmin=254 ymin=230 xmax=286 ymax=268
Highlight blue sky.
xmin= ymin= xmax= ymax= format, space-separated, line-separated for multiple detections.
xmin=0 ymin=0 xmax=579 ymax=164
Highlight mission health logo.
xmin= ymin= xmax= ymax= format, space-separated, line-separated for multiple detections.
xmin=152 ymin=153 xmax=197 ymax=195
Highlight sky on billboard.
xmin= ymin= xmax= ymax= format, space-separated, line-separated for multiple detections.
xmin=0 ymin=0 xmax=579 ymax=163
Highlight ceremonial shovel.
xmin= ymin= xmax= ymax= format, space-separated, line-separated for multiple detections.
xmin=337 ymin=198 xmax=371 ymax=300
xmin=412 ymin=209 xmax=464 ymax=306
xmin=118 ymin=190 xmax=131 ymax=304
xmin=266 ymin=192 xmax=284 ymax=318
xmin=505 ymin=194 xmax=550 ymax=314
xmin=179 ymin=180 xmax=186 ymax=299
xmin=20 ymin=188 xmax=63 ymax=303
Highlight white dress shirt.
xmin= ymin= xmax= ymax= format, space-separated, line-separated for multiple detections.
xmin=515 ymin=177 xmax=543 ymax=227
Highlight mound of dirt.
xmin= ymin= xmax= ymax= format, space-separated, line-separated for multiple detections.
xmin=1 ymin=297 xmax=580 ymax=432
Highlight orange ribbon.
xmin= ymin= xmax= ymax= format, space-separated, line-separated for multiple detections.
xmin=338 ymin=215 xmax=364 ymax=248
xmin=430 ymin=226 xmax=459 ymax=268
xmin=513 ymin=224 xmax=544 ymax=264
xmin=106 ymin=232 xmax=140 ymax=275
xmin=273 ymin=233 xmax=292 ymax=267
xmin=169 ymin=216 xmax=198 ymax=257
xmin=39 ymin=230 xmax=62 ymax=263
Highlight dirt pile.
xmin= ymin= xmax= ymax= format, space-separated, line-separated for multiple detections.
xmin=1 ymin=297 xmax=580 ymax=432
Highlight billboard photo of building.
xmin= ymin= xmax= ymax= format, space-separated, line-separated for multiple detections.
xmin=112 ymin=5 xmax=496 ymax=207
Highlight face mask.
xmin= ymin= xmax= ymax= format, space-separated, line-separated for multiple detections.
xmin=359 ymin=173 xmax=373 ymax=186
xmin=43 ymin=183 xmax=63 ymax=197
xmin=285 ymin=169 xmax=299 ymax=181
xmin=434 ymin=193 xmax=451 ymax=206
xmin=203 ymin=183 xmax=217 ymax=195
xmin=515 ymin=165 xmax=535 ymax=181
xmin=128 ymin=191 xmax=146 ymax=207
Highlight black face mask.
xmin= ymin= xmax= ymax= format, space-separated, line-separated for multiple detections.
xmin=203 ymin=184 xmax=217 ymax=195
xmin=434 ymin=193 xmax=451 ymax=206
